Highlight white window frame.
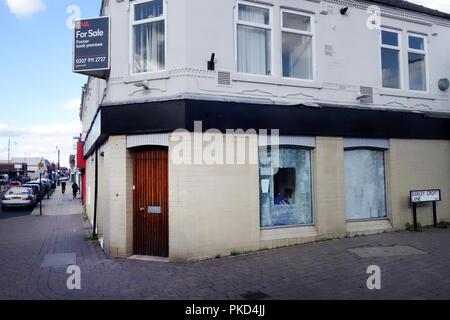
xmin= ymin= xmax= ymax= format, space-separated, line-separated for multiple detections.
xmin=234 ymin=1 xmax=273 ymax=76
xmin=380 ymin=28 xmax=402 ymax=90
xmin=129 ymin=0 xmax=167 ymax=75
xmin=407 ymin=33 xmax=428 ymax=93
xmin=280 ymin=9 xmax=315 ymax=81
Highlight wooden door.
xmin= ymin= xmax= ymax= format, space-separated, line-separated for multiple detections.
xmin=133 ymin=148 xmax=168 ymax=257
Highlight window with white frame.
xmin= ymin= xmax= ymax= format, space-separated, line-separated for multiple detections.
xmin=132 ymin=0 xmax=165 ymax=74
xmin=281 ymin=11 xmax=313 ymax=80
xmin=236 ymin=2 xmax=272 ymax=75
xmin=380 ymin=30 xmax=401 ymax=89
xmin=408 ymin=35 xmax=427 ymax=91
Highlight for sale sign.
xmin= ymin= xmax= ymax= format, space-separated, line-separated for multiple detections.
xmin=73 ymin=17 xmax=110 ymax=78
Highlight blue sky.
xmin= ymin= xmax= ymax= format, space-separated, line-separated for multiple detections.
xmin=0 ymin=0 xmax=100 ymax=167
xmin=0 ymin=0 xmax=449 ymax=168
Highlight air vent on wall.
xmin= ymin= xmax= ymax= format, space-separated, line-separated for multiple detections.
xmin=217 ymin=71 xmax=231 ymax=86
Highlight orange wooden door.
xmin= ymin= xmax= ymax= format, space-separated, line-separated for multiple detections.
xmin=133 ymin=148 xmax=168 ymax=257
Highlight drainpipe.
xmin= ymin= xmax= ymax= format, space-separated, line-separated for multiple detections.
xmin=93 ymin=148 xmax=98 ymax=237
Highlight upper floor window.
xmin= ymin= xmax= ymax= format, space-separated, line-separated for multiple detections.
xmin=132 ymin=0 xmax=165 ymax=74
xmin=281 ymin=11 xmax=313 ymax=80
xmin=381 ymin=30 xmax=401 ymax=89
xmin=408 ymin=35 xmax=427 ymax=91
xmin=236 ymin=2 xmax=272 ymax=75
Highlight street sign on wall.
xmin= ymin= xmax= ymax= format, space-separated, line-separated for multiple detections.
xmin=73 ymin=16 xmax=110 ymax=79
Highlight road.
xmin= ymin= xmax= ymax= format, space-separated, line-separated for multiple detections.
xmin=0 ymin=198 xmax=35 ymax=219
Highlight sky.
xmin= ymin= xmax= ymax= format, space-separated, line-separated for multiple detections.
xmin=0 ymin=0 xmax=449 ymax=168
xmin=0 ymin=0 xmax=100 ymax=167
xmin=408 ymin=0 xmax=450 ymax=13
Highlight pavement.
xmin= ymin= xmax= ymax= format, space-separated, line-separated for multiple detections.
xmin=0 ymin=185 xmax=449 ymax=300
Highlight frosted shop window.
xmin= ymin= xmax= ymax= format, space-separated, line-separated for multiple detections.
xmin=344 ymin=149 xmax=388 ymax=221
xmin=259 ymin=147 xmax=313 ymax=228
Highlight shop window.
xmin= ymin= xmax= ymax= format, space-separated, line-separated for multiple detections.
xmin=259 ymin=147 xmax=313 ymax=228
xmin=344 ymin=149 xmax=387 ymax=220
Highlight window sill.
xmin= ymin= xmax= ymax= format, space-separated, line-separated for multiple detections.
xmin=346 ymin=218 xmax=392 ymax=233
xmin=378 ymin=88 xmax=435 ymax=100
xmin=123 ymin=70 xmax=170 ymax=84
xmin=260 ymin=225 xmax=318 ymax=241
xmin=233 ymin=73 xmax=322 ymax=89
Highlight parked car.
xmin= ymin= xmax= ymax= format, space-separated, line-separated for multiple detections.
xmin=22 ymin=184 xmax=42 ymax=200
xmin=31 ymin=179 xmax=49 ymax=192
xmin=20 ymin=176 xmax=31 ymax=184
xmin=7 ymin=181 xmax=21 ymax=189
xmin=1 ymin=187 xmax=37 ymax=210
xmin=0 ymin=174 xmax=9 ymax=185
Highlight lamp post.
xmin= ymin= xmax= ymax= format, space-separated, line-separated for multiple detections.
xmin=56 ymin=146 xmax=60 ymax=186
xmin=7 ymin=139 xmax=10 ymax=180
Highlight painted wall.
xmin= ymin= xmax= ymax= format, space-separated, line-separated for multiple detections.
xmin=388 ymin=139 xmax=450 ymax=229
xmin=82 ymin=132 xmax=450 ymax=261
xmin=78 ymin=0 xmax=450 ymax=125
xmin=168 ymin=132 xmax=261 ymax=261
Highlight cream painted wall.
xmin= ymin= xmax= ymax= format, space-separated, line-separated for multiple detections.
xmin=82 ymin=134 xmax=449 ymax=261
xmin=102 ymin=136 xmax=134 ymax=258
xmin=97 ymin=154 xmax=105 ymax=237
xmin=388 ymin=139 xmax=450 ymax=229
xmin=313 ymin=137 xmax=347 ymax=237
xmin=168 ymin=132 xmax=261 ymax=261
xmin=85 ymin=153 xmax=95 ymax=225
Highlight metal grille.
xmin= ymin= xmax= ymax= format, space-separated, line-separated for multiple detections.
xmin=218 ymin=71 xmax=231 ymax=86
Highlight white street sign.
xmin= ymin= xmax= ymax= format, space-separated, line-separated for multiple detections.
xmin=38 ymin=158 xmax=46 ymax=174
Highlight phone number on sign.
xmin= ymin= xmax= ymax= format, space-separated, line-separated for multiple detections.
xmin=75 ymin=57 xmax=106 ymax=64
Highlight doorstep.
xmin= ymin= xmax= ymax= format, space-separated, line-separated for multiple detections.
xmin=127 ymin=255 xmax=169 ymax=263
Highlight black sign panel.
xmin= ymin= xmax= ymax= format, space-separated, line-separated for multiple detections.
xmin=73 ymin=17 xmax=110 ymax=76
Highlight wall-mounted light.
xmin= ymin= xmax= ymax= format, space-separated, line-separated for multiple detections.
xmin=340 ymin=7 xmax=349 ymax=15
xmin=438 ymin=78 xmax=449 ymax=91
xmin=134 ymin=81 xmax=150 ymax=90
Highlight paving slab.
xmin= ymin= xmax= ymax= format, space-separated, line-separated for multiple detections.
xmin=347 ymin=245 xmax=427 ymax=258
xmin=40 ymin=253 xmax=77 ymax=268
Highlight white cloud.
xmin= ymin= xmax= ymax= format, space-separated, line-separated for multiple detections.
xmin=5 ymin=0 xmax=45 ymax=19
xmin=59 ymin=98 xmax=81 ymax=113
xmin=0 ymin=121 xmax=81 ymax=167
xmin=408 ymin=0 xmax=450 ymax=13
xmin=0 ymin=121 xmax=81 ymax=138
xmin=0 ymin=124 xmax=26 ymax=137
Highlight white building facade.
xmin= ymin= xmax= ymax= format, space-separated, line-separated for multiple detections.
xmin=80 ymin=0 xmax=450 ymax=261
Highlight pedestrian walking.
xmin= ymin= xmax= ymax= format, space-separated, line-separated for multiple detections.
xmin=61 ymin=181 xmax=66 ymax=194
xmin=72 ymin=182 xmax=79 ymax=199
